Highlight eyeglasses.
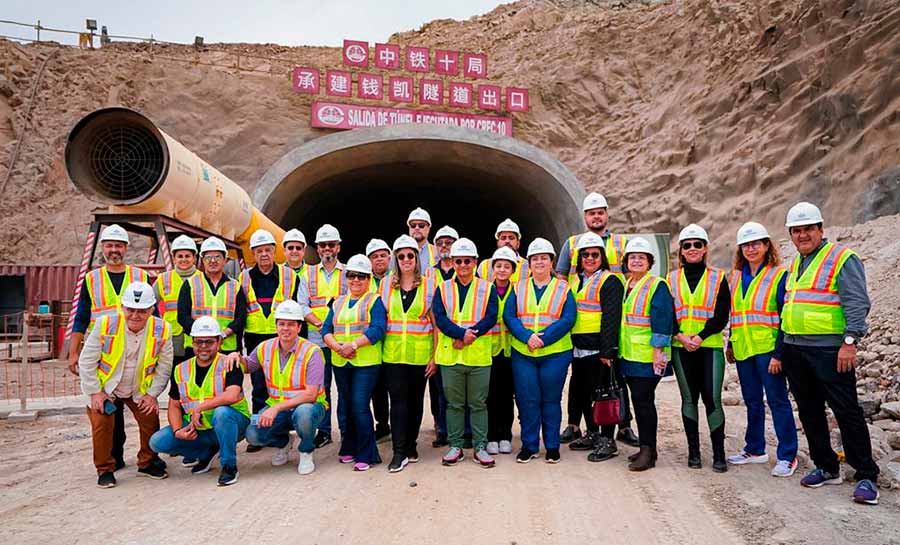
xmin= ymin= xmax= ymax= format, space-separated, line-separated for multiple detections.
xmin=346 ymin=272 xmax=370 ymax=280
xmin=202 ymin=254 xmax=224 ymax=262
xmin=409 ymin=222 xmax=428 ymax=229
xmin=286 ymin=244 xmax=305 ymax=251
xmin=193 ymin=339 xmax=218 ymax=347
xmin=580 ymin=251 xmax=601 ymax=259
xmin=681 ymin=241 xmax=706 ymax=250
xmin=454 ymin=258 xmax=474 ymax=266
xmin=740 ymin=240 xmax=765 ymax=249
xmin=397 ymin=252 xmax=416 ymax=261
xmin=435 ymin=239 xmax=454 ymax=247
xmin=317 ymin=242 xmax=337 ymax=249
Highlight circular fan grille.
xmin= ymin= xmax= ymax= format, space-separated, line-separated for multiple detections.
xmin=87 ymin=124 xmax=165 ymax=201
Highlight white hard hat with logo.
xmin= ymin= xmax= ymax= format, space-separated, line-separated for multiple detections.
xmin=526 ymin=238 xmax=556 ymax=258
xmin=283 ymin=229 xmax=307 ymax=245
xmin=450 ymin=238 xmax=478 ymax=258
xmin=678 ymin=223 xmax=709 ymax=243
xmin=392 ymin=235 xmax=418 ymax=252
xmin=200 ymin=236 xmax=227 ymax=255
xmin=366 ymin=238 xmax=390 ymax=256
xmin=190 ymin=316 xmax=223 ymax=338
xmin=785 ymin=202 xmax=824 ymax=228
xmin=273 ymin=299 xmax=305 ymax=322
xmin=121 ymin=281 xmax=156 ymax=310
xmin=99 ymin=224 xmax=129 ymax=244
xmin=576 ymin=232 xmax=605 ymax=251
xmin=491 ymin=246 xmax=518 ymax=265
xmin=736 ymin=222 xmax=771 ymax=245
xmin=495 ymin=219 xmax=521 ymax=239
xmin=407 ymin=207 xmax=432 ymax=225
xmin=171 ymin=235 xmax=197 ymax=253
xmin=345 ymin=254 xmax=373 ymax=275
xmin=434 ymin=226 xmax=459 ymax=241
xmin=315 ymin=224 xmax=341 ymax=243
xmin=582 ymin=192 xmax=609 ymax=212
xmin=624 ymin=237 xmax=654 ymax=257
xmin=249 ymin=229 xmax=276 ymax=249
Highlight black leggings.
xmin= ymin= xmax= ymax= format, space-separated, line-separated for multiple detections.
xmin=385 ymin=363 xmax=428 ymax=456
xmin=568 ymin=355 xmax=630 ymax=436
xmin=626 ymin=376 xmax=661 ymax=448
xmin=673 ymin=347 xmax=725 ymax=452
xmin=487 ymin=354 xmax=514 ymax=442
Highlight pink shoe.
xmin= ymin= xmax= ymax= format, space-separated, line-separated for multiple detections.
xmin=339 ymin=455 xmax=355 ymax=464
xmin=353 ymin=462 xmax=370 ymax=472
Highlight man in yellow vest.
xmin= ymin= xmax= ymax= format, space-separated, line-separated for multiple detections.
xmin=284 ymin=228 xmax=308 ymax=279
xmin=79 ymin=281 xmax=172 ymax=488
xmin=69 ymin=223 xmax=150 ymax=472
xmin=153 ymin=235 xmax=200 ymax=365
xmin=297 ymin=223 xmax=347 ymax=448
xmin=477 ymin=219 xmax=530 ymax=283
xmin=408 ymin=207 xmax=437 ymax=276
xmin=149 ymin=317 xmax=250 ymax=487
xmin=779 ymin=202 xmax=880 ymax=505
xmin=433 ymin=226 xmax=459 ymax=282
xmin=366 ymin=238 xmax=392 ymax=443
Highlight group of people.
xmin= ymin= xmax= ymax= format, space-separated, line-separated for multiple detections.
xmin=71 ymin=194 xmax=881 ymax=505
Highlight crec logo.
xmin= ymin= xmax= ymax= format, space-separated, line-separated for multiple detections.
xmin=318 ymin=106 xmax=345 ymax=126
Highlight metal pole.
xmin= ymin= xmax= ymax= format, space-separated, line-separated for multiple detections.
xmin=36 ymin=20 xmax=40 ymax=42
xmin=20 ymin=313 xmax=29 ymax=412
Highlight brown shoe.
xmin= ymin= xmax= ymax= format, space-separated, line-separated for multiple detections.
xmin=628 ymin=446 xmax=657 ymax=471
xmin=628 ymin=448 xmax=657 ymax=463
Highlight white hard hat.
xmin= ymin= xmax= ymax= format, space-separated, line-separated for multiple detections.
xmin=99 ymin=224 xmax=129 ymax=244
xmin=526 ymin=238 xmax=556 ymax=258
xmin=407 ymin=207 xmax=432 ymax=225
xmin=190 ymin=316 xmax=222 ymax=338
xmin=736 ymin=222 xmax=771 ymax=245
xmin=624 ymin=237 xmax=654 ymax=257
xmin=582 ymin=192 xmax=608 ymax=211
xmin=678 ymin=223 xmax=709 ymax=243
xmin=491 ymin=246 xmax=518 ymax=264
xmin=315 ymin=224 xmax=341 ymax=243
xmin=283 ymin=228 xmax=307 ymax=245
xmin=249 ymin=229 xmax=276 ymax=249
xmin=434 ymin=226 xmax=459 ymax=241
xmin=392 ymin=235 xmax=418 ymax=252
xmin=345 ymin=254 xmax=373 ymax=275
xmin=785 ymin=201 xmax=824 ymax=228
xmin=273 ymin=299 xmax=305 ymax=321
xmin=171 ymin=235 xmax=197 ymax=253
xmin=121 ymin=281 xmax=156 ymax=310
xmin=200 ymin=236 xmax=227 ymax=255
xmin=450 ymin=238 xmax=478 ymax=258
xmin=366 ymin=238 xmax=390 ymax=256
xmin=495 ymin=218 xmax=521 ymax=239
xmin=575 ymin=232 xmax=605 ymax=251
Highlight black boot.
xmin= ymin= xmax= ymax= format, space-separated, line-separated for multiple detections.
xmin=628 ymin=446 xmax=656 ymax=471
xmin=686 ymin=429 xmax=702 ymax=469
xmin=711 ymin=427 xmax=727 ymax=473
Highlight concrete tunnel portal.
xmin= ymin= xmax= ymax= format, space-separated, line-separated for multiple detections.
xmin=253 ymin=125 xmax=586 ymax=261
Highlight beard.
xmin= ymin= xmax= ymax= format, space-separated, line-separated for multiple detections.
xmin=321 ymin=255 xmax=336 ymax=264
xmin=412 ymin=232 xmax=425 ymax=242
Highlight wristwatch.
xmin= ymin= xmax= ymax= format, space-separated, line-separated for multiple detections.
xmin=843 ymin=336 xmax=857 ymax=346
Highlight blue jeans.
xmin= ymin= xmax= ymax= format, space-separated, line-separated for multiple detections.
xmin=318 ymin=349 xmax=347 ymax=436
xmin=736 ymin=353 xmax=798 ymax=461
xmin=149 ymin=406 xmax=249 ymax=467
xmin=511 ymin=349 xmax=572 ymax=452
xmin=245 ymin=402 xmax=325 ymax=453
xmin=332 ymin=364 xmax=381 ymax=464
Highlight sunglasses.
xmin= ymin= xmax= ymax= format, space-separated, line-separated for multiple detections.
xmin=346 ymin=272 xmax=370 ymax=280
xmin=681 ymin=241 xmax=706 ymax=250
xmin=286 ymin=244 xmax=305 ymax=251
xmin=435 ymin=239 xmax=454 ymax=247
xmin=202 ymin=254 xmax=224 ymax=262
xmin=397 ymin=252 xmax=416 ymax=261
xmin=317 ymin=242 xmax=337 ymax=249
xmin=409 ymin=222 xmax=428 ymax=229
xmin=193 ymin=338 xmax=218 ymax=347
xmin=580 ymin=251 xmax=601 ymax=259
xmin=740 ymin=240 xmax=765 ymax=249
xmin=454 ymin=258 xmax=474 ymax=266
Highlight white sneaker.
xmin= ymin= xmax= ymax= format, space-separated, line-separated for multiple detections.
xmin=727 ymin=451 xmax=769 ymax=465
xmin=298 ymin=452 xmax=315 ymax=475
xmin=272 ymin=438 xmax=293 ymax=466
xmin=498 ymin=440 xmax=512 ymax=454
xmin=771 ymin=458 xmax=798 ymax=478
xmin=486 ymin=441 xmax=500 ymax=455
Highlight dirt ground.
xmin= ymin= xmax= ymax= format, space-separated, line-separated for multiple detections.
xmin=0 ymin=381 xmax=897 ymax=545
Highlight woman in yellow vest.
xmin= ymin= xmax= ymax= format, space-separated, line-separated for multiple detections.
xmin=504 ymin=238 xmax=576 ymax=464
xmin=669 ymin=224 xmax=732 ymax=473
xmin=618 ymin=238 xmax=674 ymax=471
xmin=379 ymin=235 xmax=438 ymax=473
xmin=322 ymin=254 xmax=387 ymax=472
xmin=485 ymin=247 xmax=519 ymax=456
xmin=724 ymin=222 xmax=798 ymax=477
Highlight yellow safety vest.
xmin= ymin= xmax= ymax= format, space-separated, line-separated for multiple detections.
xmin=569 ymin=270 xmax=620 ymax=335
xmin=154 ymin=269 xmax=199 ymax=337
xmin=96 ymin=314 xmax=170 ymax=394
xmin=184 ymin=274 xmax=239 ymax=351
xmin=241 ymin=265 xmax=295 ymax=335
xmin=305 ymin=263 xmax=348 ymax=332
xmin=782 ymin=242 xmax=855 ymax=335
xmin=487 ymin=283 xmax=514 ymax=357
xmin=435 ymin=278 xmax=493 ymax=366
xmin=255 ymin=338 xmax=328 ymax=409
xmin=567 ymin=233 xmax=627 ymax=275
xmin=510 ymin=277 xmax=573 ymax=358
xmin=172 ymin=353 xmax=250 ymax=430
xmin=380 ymin=274 xmax=436 ymax=365
xmin=331 ymin=293 xmax=382 ymax=367
xmin=728 ymin=266 xmax=786 ymax=361
xmin=477 ymin=255 xmax=530 ymax=284
xmin=84 ymin=265 xmax=148 ymax=332
xmin=620 ymin=275 xmax=671 ymax=363
xmin=668 ymin=267 xmax=725 ymax=348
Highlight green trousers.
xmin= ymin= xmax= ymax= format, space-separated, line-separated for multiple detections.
xmin=440 ymin=364 xmax=490 ymax=450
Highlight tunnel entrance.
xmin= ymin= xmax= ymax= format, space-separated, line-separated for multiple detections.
xmin=253 ymin=125 xmax=585 ymax=259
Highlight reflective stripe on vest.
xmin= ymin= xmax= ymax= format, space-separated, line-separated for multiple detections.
xmin=331 ymin=293 xmax=382 ymax=367
xmin=570 ymin=270 xmax=619 ymax=335
xmin=435 ymin=278 xmax=493 ymax=366
xmin=477 ymin=256 xmax=530 ymax=284
xmin=155 ymin=270 xmax=198 ymax=337
xmin=668 ymin=267 xmax=725 ymax=348
xmin=306 ymin=264 xmax=347 ymax=331
xmin=185 ymin=275 xmax=238 ymax=351
xmin=510 ymin=277 xmax=573 ymax=358
xmin=96 ymin=314 xmax=170 ymax=394
xmin=85 ymin=265 xmax=148 ymax=332
xmin=256 ymin=338 xmax=328 ymax=409
xmin=173 ymin=353 xmax=249 ymax=430
xmin=380 ymin=274 xmax=436 ymax=365
xmin=781 ymin=242 xmax=853 ymax=335
xmin=619 ymin=275 xmax=671 ymax=363
xmin=729 ymin=266 xmax=786 ymax=361
xmin=567 ymin=233 xmax=627 ymax=275
xmin=241 ymin=264 xmax=295 ymax=335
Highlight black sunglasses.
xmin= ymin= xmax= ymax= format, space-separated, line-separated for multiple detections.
xmin=454 ymin=258 xmax=474 ymax=266
xmin=681 ymin=241 xmax=706 ymax=250
xmin=409 ymin=222 xmax=429 ymax=229
xmin=193 ymin=338 xmax=218 ymax=347
xmin=317 ymin=242 xmax=337 ymax=249
xmin=346 ymin=272 xmax=370 ymax=280
xmin=580 ymin=251 xmax=601 ymax=259
xmin=397 ymin=252 xmax=416 ymax=261
xmin=286 ymin=244 xmax=305 ymax=251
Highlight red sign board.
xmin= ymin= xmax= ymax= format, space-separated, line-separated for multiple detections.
xmin=312 ymin=101 xmax=513 ymax=136
xmin=342 ymin=40 xmax=369 ymax=67
xmin=292 ymin=67 xmax=320 ymax=94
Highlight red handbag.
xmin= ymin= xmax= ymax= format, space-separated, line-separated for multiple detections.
xmin=592 ymin=371 xmax=624 ymax=427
